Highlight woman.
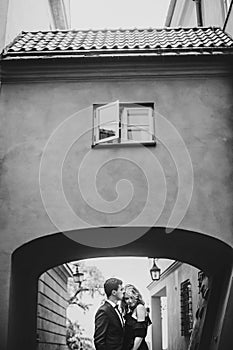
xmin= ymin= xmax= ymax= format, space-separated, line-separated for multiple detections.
xmin=122 ymin=284 xmax=151 ymax=350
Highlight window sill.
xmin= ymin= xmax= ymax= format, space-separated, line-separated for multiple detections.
xmin=91 ymin=141 xmax=156 ymax=149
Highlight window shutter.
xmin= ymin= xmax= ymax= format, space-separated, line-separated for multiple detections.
xmin=95 ymin=101 xmax=119 ymax=144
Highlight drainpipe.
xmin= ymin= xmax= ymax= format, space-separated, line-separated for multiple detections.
xmin=193 ymin=0 xmax=203 ymax=26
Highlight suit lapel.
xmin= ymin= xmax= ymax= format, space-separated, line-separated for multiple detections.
xmin=105 ymin=302 xmax=124 ymax=328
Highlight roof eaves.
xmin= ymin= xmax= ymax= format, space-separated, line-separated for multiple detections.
xmin=2 ymin=26 xmax=233 ymax=59
xmin=2 ymin=45 xmax=233 ymax=60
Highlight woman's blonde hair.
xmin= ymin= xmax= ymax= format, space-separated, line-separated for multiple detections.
xmin=124 ymin=284 xmax=145 ymax=305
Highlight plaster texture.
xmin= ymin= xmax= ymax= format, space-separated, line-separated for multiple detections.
xmin=0 ymin=77 xmax=233 ymax=249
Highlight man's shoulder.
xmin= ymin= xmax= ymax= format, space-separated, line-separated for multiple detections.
xmin=97 ymin=301 xmax=108 ymax=312
xmin=95 ymin=302 xmax=110 ymax=319
xmin=96 ymin=301 xmax=114 ymax=314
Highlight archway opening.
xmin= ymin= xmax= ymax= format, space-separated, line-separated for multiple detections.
xmin=8 ymin=227 xmax=233 ymax=349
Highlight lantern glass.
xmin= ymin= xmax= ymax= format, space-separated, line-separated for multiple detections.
xmin=151 ymin=269 xmax=160 ymax=281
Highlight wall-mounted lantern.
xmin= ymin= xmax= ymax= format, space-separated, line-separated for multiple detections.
xmin=73 ymin=264 xmax=84 ymax=286
xmin=150 ymin=258 xmax=161 ymax=281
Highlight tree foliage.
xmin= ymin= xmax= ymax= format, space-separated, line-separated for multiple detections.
xmin=67 ymin=261 xmax=105 ymax=307
xmin=66 ymin=319 xmax=94 ymax=349
xmin=66 ymin=261 xmax=105 ymax=349
xmin=80 ymin=262 xmax=105 ymax=297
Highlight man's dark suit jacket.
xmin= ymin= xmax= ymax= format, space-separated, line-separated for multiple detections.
xmin=94 ymin=301 xmax=124 ymax=350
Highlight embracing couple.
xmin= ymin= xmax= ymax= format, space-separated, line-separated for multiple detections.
xmin=94 ymin=278 xmax=151 ymax=350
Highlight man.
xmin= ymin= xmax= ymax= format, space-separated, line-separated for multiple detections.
xmin=94 ymin=278 xmax=125 ymax=350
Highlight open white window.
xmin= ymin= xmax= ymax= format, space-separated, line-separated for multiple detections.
xmin=94 ymin=101 xmax=119 ymax=144
xmin=93 ymin=101 xmax=155 ymax=146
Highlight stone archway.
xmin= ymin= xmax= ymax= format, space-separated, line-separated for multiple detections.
xmin=7 ymin=227 xmax=233 ymax=350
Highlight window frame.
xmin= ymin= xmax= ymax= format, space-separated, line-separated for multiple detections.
xmin=180 ymin=279 xmax=193 ymax=337
xmin=94 ymin=100 xmax=120 ymax=144
xmin=92 ymin=101 xmax=156 ymax=147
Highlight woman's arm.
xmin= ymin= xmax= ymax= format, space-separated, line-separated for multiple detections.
xmin=131 ymin=304 xmax=147 ymax=350
xmin=132 ymin=337 xmax=143 ymax=350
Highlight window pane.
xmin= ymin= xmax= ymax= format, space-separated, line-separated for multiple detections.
xmin=127 ymin=108 xmax=150 ymax=126
xmin=95 ymin=101 xmax=119 ymax=143
xmin=121 ymin=107 xmax=154 ymax=142
xmin=99 ymin=104 xmax=117 ymax=125
xmin=99 ymin=123 xmax=117 ymax=139
xmin=128 ymin=128 xmax=151 ymax=141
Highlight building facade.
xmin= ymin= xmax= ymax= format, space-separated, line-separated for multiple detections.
xmin=148 ymin=262 xmax=205 ymax=350
xmin=0 ymin=27 xmax=233 ymax=350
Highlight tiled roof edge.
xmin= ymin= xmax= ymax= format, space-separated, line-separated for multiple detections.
xmin=15 ymin=25 xmax=225 ymax=34
xmin=222 ymin=27 xmax=233 ymax=40
xmin=1 ymin=31 xmax=24 ymax=56
xmin=2 ymin=26 xmax=233 ymax=59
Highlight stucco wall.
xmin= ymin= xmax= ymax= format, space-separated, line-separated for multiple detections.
xmin=0 ymin=76 xmax=232 ymax=250
xmin=0 ymin=64 xmax=233 ymax=349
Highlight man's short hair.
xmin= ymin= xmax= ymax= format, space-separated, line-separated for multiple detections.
xmin=104 ymin=278 xmax=123 ymax=298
